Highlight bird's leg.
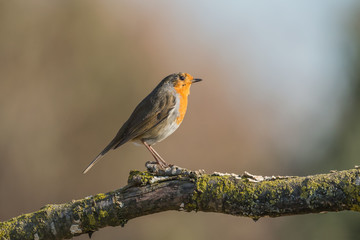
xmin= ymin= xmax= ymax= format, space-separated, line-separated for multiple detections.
xmin=142 ymin=141 xmax=168 ymax=168
xmin=146 ymin=146 xmax=168 ymax=169
xmin=148 ymin=145 xmax=169 ymax=167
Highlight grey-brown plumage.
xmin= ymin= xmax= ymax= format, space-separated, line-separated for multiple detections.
xmin=83 ymin=73 xmax=201 ymax=174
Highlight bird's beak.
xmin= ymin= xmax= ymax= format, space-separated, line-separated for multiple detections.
xmin=192 ymin=78 xmax=202 ymax=83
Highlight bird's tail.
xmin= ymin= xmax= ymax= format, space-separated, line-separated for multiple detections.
xmin=82 ymin=152 xmax=105 ymax=174
xmin=82 ymin=139 xmax=120 ymax=174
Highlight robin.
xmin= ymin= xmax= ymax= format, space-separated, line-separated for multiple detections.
xmin=83 ymin=72 xmax=202 ymax=174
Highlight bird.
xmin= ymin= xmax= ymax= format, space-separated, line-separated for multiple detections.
xmin=83 ymin=72 xmax=202 ymax=174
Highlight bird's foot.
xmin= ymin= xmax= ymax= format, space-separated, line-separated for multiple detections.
xmin=145 ymin=161 xmax=205 ymax=177
xmin=145 ymin=161 xmax=168 ymax=172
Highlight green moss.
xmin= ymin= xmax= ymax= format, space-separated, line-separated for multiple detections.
xmin=342 ymin=173 xmax=360 ymax=211
xmin=350 ymin=204 xmax=360 ymax=211
xmin=0 ymin=208 xmax=50 ymax=239
xmin=88 ymin=214 xmax=96 ymax=226
xmin=0 ymin=221 xmax=9 ymax=239
xmin=187 ymin=172 xmax=360 ymax=217
xmin=2 ymin=169 xmax=360 ymax=238
xmin=94 ymin=193 xmax=107 ymax=201
xmin=188 ymin=175 xmax=248 ymax=212
xmin=99 ymin=210 xmax=109 ymax=219
xmin=128 ymin=170 xmax=155 ymax=186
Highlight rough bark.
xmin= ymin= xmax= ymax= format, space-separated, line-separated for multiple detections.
xmin=1 ymin=163 xmax=360 ymax=240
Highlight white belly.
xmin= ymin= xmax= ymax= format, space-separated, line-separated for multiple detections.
xmin=134 ymin=95 xmax=181 ymax=146
xmin=153 ymin=113 xmax=180 ymax=142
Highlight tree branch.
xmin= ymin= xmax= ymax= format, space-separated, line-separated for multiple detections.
xmin=1 ymin=163 xmax=360 ymax=240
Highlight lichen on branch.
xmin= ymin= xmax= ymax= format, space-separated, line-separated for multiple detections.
xmin=1 ymin=163 xmax=360 ymax=240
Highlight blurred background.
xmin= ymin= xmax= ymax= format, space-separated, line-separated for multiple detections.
xmin=0 ymin=0 xmax=359 ymax=239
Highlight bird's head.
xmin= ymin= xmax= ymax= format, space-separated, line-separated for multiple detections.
xmin=164 ymin=72 xmax=202 ymax=96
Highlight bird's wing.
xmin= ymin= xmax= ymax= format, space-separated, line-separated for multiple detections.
xmin=82 ymin=87 xmax=176 ymax=174
xmin=116 ymin=89 xmax=177 ymax=145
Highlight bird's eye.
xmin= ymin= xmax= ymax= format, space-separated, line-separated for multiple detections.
xmin=180 ymin=75 xmax=185 ymax=80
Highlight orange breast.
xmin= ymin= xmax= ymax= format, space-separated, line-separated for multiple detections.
xmin=174 ymin=86 xmax=190 ymax=125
